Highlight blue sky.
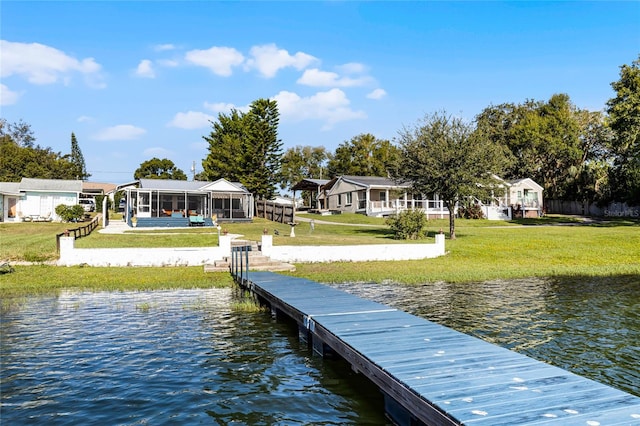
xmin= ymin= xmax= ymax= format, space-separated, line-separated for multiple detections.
xmin=1 ymin=1 xmax=639 ymax=184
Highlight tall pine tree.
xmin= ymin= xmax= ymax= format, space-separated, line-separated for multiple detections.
xmin=69 ymin=132 xmax=90 ymax=180
xmin=201 ymin=98 xmax=283 ymax=199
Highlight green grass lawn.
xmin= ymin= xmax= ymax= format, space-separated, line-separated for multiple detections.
xmin=2 ymin=214 xmax=639 ymax=299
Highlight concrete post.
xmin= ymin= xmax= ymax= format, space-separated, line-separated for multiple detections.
xmin=261 ymin=235 xmax=273 ymax=256
xmin=219 ymin=235 xmax=232 ymax=257
xmin=435 ymin=233 xmax=446 ymax=256
xmin=58 ymin=236 xmax=75 ymax=264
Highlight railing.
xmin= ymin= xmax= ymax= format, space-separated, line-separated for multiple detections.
xmin=231 ymin=244 xmax=252 ymax=285
xmin=367 ymin=199 xmax=448 ymax=215
xmin=56 ymin=215 xmax=101 ymax=253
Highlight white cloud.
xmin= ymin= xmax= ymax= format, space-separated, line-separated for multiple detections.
xmin=167 ymin=111 xmax=214 ymax=129
xmin=93 ymin=125 xmax=146 ymax=141
xmin=157 ymin=59 xmax=179 ymax=67
xmin=297 ymin=68 xmax=373 ymax=88
xmin=0 ymin=84 xmax=21 ymax=105
xmin=273 ymin=88 xmax=367 ymax=130
xmin=76 ymin=115 xmax=94 ymax=123
xmin=154 ymin=44 xmax=176 ymax=52
xmin=337 ymin=62 xmax=368 ymax=74
xmin=245 ymin=43 xmax=317 ymax=78
xmin=143 ymin=147 xmax=173 ymax=157
xmin=0 ymin=40 xmax=104 ymax=87
xmin=135 ymin=59 xmax=155 ymax=78
xmin=203 ymin=101 xmax=250 ymax=114
xmin=185 ymin=46 xmax=244 ymax=76
xmin=367 ymin=88 xmax=387 ymax=100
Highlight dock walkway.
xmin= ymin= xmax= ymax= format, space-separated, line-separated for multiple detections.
xmin=241 ymin=271 xmax=640 ymax=426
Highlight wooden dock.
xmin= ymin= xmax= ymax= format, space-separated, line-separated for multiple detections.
xmin=239 ymin=271 xmax=640 ymax=426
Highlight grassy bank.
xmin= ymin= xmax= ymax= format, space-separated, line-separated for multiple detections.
xmin=1 ymin=214 xmax=639 ymax=299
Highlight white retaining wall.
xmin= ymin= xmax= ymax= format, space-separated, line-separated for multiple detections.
xmin=58 ymin=235 xmax=232 ymax=267
xmin=260 ymin=234 xmax=446 ymax=263
xmin=58 ymin=234 xmax=446 ymax=267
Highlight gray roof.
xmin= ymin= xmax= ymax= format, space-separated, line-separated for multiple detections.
xmin=19 ymin=178 xmax=83 ymax=192
xmin=138 ymin=178 xmax=208 ymax=191
xmin=326 ymin=175 xmax=411 ymax=189
xmin=137 ymin=178 xmax=250 ymax=193
xmin=0 ymin=182 xmax=21 ymax=195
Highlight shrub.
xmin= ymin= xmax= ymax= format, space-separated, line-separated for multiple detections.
xmin=385 ymin=209 xmax=429 ymax=240
xmin=459 ymin=203 xmax=485 ymax=219
xmin=55 ymin=204 xmax=85 ymax=222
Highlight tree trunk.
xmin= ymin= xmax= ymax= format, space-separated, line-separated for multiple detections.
xmin=448 ymin=204 xmax=456 ymax=239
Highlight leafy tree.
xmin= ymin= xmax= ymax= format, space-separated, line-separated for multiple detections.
xmin=606 ymin=55 xmax=640 ymax=204
xmin=0 ymin=118 xmax=36 ymax=148
xmin=395 ymin=111 xmax=507 ymax=239
xmin=280 ymin=145 xmax=329 ymax=189
xmin=134 ymin=157 xmax=187 ymax=180
xmin=67 ymin=133 xmax=90 ymax=180
xmin=327 ymin=133 xmax=399 ymax=178
xmin=475 ymin=94 xmax=584 ymax=199
xmin=0 ymin=131 xmax=78 ymax=181
xmin=202 ymin=98 xmax=283 ymax=199
xmin=563 ymin=109 xmax=614 ymax=202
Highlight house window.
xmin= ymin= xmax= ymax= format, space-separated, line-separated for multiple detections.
xmin=337 ymin=194 xmax=342 ymax=206
xmin=345 ymin=192 xmax=352 ymax=205
xmin=379 ymin=191 xmax=386 ymax=202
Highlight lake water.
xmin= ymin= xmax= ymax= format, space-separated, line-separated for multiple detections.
xmin=1 ymin=276 xmax=638 ymax=424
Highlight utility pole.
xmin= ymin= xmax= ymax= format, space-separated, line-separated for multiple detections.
xmin=191 ymin=161 xmax=196 ymax=181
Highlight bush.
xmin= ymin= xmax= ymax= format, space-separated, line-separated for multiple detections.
xmin=55 ymin=204 xmax=85 ymax=222
xmin=385 ymin=209 xmax=429 ymax=240
xmin=459 ymin=203 xmax=485 ymax=219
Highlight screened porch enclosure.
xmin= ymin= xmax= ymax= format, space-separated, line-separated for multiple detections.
xmin=122 ymin=178 xmax=254 ymax=227
xmin=133 ymin=191 xmax=210 ymax=218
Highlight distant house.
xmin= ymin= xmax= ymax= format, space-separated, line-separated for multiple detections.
xmin=315 ymin=175 xmax=449 ymax=218
xmin=0 ymin=178 xmax=83 ymax=222
xmin=121 ymin=178 xmax=254 ymax=227
xmin=479 ymin=177 xmax=544 ymax=219
xmin=294 ymin=175 xmax=543 ymax=220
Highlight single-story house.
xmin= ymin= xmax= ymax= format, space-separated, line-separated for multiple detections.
xmin=121 ymin=178 xmax=254 ymax=227
xmin=0 ymin=178 xmax=83 ymax=222
xmin=316 ymin=175 xmax=449 ymax=218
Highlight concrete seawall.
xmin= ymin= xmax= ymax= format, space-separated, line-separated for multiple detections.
xmin=57 ymin=234 xmax=446 ymax=267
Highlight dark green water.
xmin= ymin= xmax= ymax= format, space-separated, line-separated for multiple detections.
xmin=1 ymin=275 xmax=638 ymax=424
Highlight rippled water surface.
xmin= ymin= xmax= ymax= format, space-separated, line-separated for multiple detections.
xmin=1 ymin=289 xmax=386 ymax=425
xmin=2 ymin=277 xmax=639 ymax=425
xmin=332 ymin=275 xmax=640 ymax=398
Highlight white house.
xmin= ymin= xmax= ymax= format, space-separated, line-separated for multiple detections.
xmin=0 ymin=178 xmax=83 ymax=222
xmin=480 ymin=177 xmax=544 ymax=219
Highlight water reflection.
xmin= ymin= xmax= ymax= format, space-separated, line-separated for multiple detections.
xmin=332 ymin=275 xmax=640 ymax=397
xmin=1 ymin=289 xmax=387 ymax=425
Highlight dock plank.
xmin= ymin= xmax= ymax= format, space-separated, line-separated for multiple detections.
xmin=241 ymin=272 xmax=640 ymax=425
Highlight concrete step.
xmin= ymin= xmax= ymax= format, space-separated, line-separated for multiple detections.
xmin=205 ymin=239 xmax=295 ymax=273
